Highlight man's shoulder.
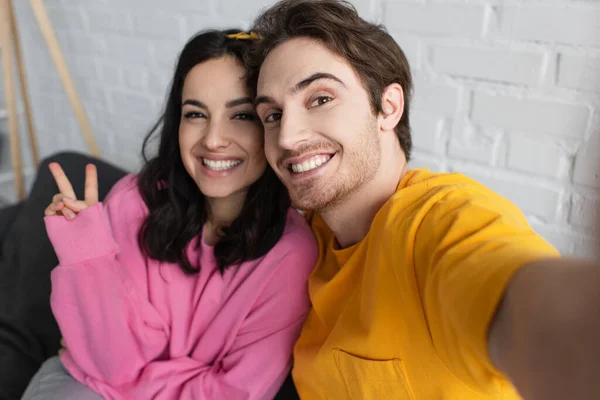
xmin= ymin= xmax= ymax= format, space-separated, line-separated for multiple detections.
xmin=376 ymin=169 xmax=521 ymax=236
xmin=305 ymin=169 xmax=516 ymax=246
xmin=396 ymin=168 xmax=486 ymax=197
xmin=390 ymin=168 xmax=508 ymax=210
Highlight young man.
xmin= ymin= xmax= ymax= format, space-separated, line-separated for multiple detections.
xmin=248 ymin=0 xmax=600 ymax=399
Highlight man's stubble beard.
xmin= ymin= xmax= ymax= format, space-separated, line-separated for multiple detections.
xmin=288 ymin=122 xmax=381 ymax=212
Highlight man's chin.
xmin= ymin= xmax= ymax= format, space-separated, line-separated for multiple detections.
xmin=284 ymin=177 xmax=339 ymax=211
xmin=289 ymin=191 xmax=334 ymax=212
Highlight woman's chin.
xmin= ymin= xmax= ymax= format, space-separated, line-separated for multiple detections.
xmin=197 ymin=184 xmax=245 ymax=200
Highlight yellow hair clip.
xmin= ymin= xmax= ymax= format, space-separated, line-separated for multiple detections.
xmin=226 ymin=31 xmax=260 ymax=40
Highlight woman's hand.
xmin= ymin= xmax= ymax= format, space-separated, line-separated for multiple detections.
xmin=44 ymin=162 xmax=98 ymax=220
xmin=58 ymin=337 xmax=66 ymax=356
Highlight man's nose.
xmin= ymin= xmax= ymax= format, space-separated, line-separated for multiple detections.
xmin=277 ymin=109 xmax=311 ymax=151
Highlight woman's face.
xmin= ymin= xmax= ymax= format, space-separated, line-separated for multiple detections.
xmin=179 ymin=56 xmax=266 ymax=200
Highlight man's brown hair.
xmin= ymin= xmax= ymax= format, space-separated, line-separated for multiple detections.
xmin=247 ymin=0 xmax=413 ymax=160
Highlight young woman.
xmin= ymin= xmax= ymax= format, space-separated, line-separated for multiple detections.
xmin=21 ymin=29 xmax=317 ymax=400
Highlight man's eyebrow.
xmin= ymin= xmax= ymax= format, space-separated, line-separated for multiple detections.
xmin=182 ymin=99 xmax=206 ymax=108
xmin=293 ymin=72 xmax=346 ymax=93
xmin=254 ymin=72 xmax=346 ymax=108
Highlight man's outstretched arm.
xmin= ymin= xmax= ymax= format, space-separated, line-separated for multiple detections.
xmin=488 ymin=257 xmax=600 ymax=400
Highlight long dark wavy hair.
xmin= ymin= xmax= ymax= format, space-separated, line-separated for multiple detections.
xmin=137 ymin=29 xmax=291 ymax=275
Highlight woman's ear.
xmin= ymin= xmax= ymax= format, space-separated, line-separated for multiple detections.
xmin=378 ymin=83 xmax=404 ymax=132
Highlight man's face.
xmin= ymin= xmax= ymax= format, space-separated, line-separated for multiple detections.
xmin=256 ymin=38 xmax=381 ymax=211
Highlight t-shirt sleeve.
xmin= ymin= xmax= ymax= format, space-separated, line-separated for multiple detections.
xmin=413 ymin=187 xmax=560 ymax=392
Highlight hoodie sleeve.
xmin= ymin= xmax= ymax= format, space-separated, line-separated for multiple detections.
xmin=46 ymin=176 xmax=170 ymax=385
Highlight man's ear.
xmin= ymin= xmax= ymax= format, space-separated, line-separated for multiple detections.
xmin=378 ymin=83 xmax=404 ymax=132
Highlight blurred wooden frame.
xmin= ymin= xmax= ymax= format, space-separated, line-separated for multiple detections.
xmin=0 ymin=0 xmax=99 ymax=200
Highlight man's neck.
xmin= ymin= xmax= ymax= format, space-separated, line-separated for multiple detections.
xmin=321 ymin=161 xmax=409 ymax=249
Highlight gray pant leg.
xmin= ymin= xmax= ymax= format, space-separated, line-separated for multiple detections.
xmin=21 ymin=356 xmax=104 ymax=400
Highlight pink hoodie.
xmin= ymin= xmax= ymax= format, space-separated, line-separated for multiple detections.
xmin=45 ymin=175 xmax=317 ymax=400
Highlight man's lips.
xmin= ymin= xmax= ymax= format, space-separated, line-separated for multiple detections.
xmin=278 ymin=153 xmax=335 ymax=175
xmin=281 ymin=152 xmax=336 ymax=169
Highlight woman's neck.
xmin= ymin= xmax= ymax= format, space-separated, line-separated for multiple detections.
xmin=203 ymin=190 xmax=247 ymax=246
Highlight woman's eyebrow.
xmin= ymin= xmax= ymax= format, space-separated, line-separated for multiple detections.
xmin=182 ymin=98 xmax=253 ymax=109
xmin=182 ymin=99 xmax=207 ymax=108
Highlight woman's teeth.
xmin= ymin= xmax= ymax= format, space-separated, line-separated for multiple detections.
xmin=202 ymin=158 xmax=242 ymax=171
xmin=291 ymin=154 xmax=332 ymax=173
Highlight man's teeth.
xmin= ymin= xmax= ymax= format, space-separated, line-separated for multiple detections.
xmin=202 ymin=158 xmax=242 ymax=171
xmin=291 ymin=155 xmax=332 ymax=173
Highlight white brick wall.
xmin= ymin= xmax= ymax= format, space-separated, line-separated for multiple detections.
xmin=384 ymin=2 xmax=487 ymax=36
xmin=499 ymin=4 xmax=600 ymax=47
xmin=557 ymin=53 xmax=600 ymax=93
xmin=471 ymin=93 xmax=591 ymax=139
xmin=0 ymin=0 xmax=598 ymax=260
xmin=430 ymin=46 xmax=545 ymax=85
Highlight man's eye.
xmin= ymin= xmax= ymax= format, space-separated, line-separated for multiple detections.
xmin=310 ymin=96 xmax=333 ymax=108
xmin=264 ymin=112 xmax=282 ymax=123
xmin=184 ymin=111 xmax=206 ymax=119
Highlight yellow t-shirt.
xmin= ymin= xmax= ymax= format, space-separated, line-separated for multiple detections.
xmin=293 ymin=169 xmax=560 ymax=399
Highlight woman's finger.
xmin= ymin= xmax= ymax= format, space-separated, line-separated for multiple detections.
xmin=63 ymin=197 xmax=90 ymax=213
xmin=49 ymin=163 xmax=77 ymax=199
xmin=49 ymin=201 xmax=65 ymax=212
xmin=52 ymin=193 xmax=65 ymax=204
xmin=44 ymin=205 xmax=57 ymax=216
xmin=58 ymin=337 xmax=67 ymax=355
xmin=84 ymin=164 xmax=99 ymax=205
xmin=61 ymin=207 xmax=76 ymax=220
xmin=45 ymin=200 xmax=67 ymax=216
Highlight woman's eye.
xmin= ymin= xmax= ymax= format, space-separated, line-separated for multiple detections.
xmin=310 ymin=96 xmax=333 ymax=108
xmin=184 ymin=111 xmax=206 ymax=119
xmin=233 ymin=113 xmax=259 ymax=121
xmin=264 ymin=112 xmax=282 ymax=123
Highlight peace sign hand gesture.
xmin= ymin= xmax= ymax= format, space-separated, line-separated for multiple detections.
xmin=44 ymin=162 xmax=99 ymax=220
